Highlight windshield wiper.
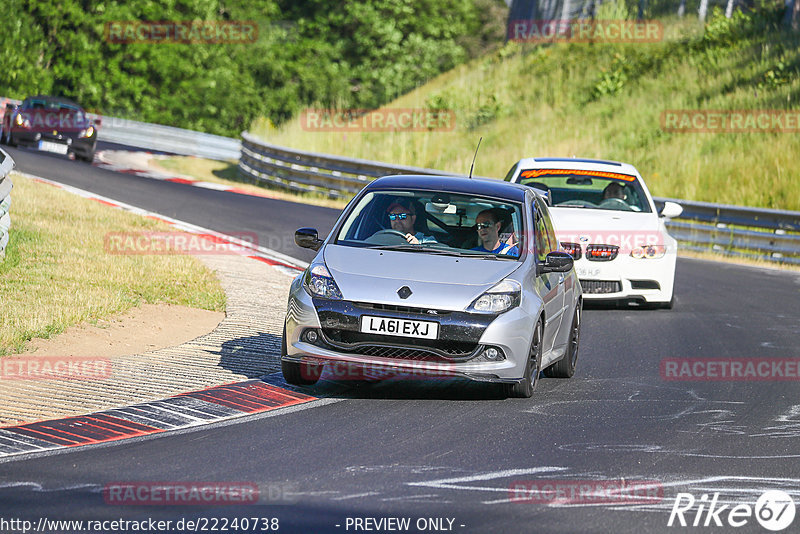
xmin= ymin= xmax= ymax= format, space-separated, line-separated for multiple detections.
xmin=373 ymin=245 xmax=467 ymax=256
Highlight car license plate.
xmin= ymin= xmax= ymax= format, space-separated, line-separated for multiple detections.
xmin=361 ymin=315 xmax=439 ymax=340
xmin=39 ymin=140 xmax=68 ymax=155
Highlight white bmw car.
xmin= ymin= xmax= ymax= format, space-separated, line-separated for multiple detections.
xmin=505 ymin=158 xmax=682 ymax=308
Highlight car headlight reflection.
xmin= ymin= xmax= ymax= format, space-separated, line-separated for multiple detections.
xmin=467 ymin=279 xmax=521 ymax=314
xmin=79 ymin=126 xmax=95 ymax=138
xmin=631 ymin=245 xmax=666 ymax=259
xmin=304 ymin=264 xmax=343 ymax=299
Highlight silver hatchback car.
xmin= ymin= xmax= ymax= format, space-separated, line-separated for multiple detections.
xmin=281 ymin=175 xmax=582 ymax=397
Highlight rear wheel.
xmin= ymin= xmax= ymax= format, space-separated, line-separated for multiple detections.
xmin=505 ymin=320 xmax=542 ymax=398
xmin=280 ymin=325 xmax=322 ymax=386
xmin=544 ymin=304 xmax=580 ymax=378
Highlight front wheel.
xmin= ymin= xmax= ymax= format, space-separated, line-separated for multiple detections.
xmin=544 ymin=304 xmax=580 ymax=378
xmin=505 ymin=319 xmax=542 ymax=398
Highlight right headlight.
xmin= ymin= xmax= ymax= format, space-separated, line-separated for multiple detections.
xmin=631 ymin=245 xmax=666 ymax=259
xmin=303 ymin=264 xmax=343 ymax=300
xmin=467 ymin=279 xmax=521 ymax=314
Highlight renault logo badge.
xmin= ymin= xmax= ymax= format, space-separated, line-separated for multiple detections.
xmin=397 ymin=286 xmax=412 ymax=299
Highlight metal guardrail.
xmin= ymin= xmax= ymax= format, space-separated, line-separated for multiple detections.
xmin=239 ymin=131 xmax=488 ymax=199
xmin=97 ymin=115 xmax=240 ymax=161
xmin=0 ymin=148 xmax=14 ymax=260
xmin=239 ymin=132 xmax=800 ymax=265
xmin=1 ymin=96 xmax=239 ymax=161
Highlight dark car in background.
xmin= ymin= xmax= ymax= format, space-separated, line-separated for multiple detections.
xmin=1 ymin=95 xmax=99 ymax=162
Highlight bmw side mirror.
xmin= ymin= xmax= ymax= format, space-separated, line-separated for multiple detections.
xmin=659 ymin=201 xmax=683 ymax=219
xmin=295 ymin=228 xmax=323 ymax=250
xmin=538 ymin=251 xmax=574 ymax=275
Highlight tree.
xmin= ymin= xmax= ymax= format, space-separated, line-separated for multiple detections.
xmin=785 ymin=0 xmax=799 ymax=29
xmin=699 ymin=0 xmax=709 ymax=21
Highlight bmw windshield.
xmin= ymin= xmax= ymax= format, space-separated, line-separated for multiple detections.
xmin=518 ymin=170 xmax=652 ymax=213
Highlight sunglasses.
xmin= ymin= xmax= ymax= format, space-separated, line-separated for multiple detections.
xmin=388 ymin=213 xmax=411 ymax=221
xmin=476 ymin=222 xmax=495 ymax=230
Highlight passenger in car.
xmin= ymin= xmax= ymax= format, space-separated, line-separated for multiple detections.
xmin=472 ymin=209 xmax=519 ymax=256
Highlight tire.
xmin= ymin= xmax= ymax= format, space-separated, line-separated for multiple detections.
xmin=544 ymin=304 xmax=580 ymax=378
xmin=505 ymin=319 xmax=543 ymax=398
xmin=280 ymin=325 xmax=322 ymax=386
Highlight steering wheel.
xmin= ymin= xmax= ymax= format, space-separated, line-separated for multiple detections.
xmin=598 ymin=198 xmax=632 ymax=210
xmin=365 ymin=229 xmax=409 ymax=245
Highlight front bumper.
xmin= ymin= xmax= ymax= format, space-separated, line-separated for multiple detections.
xmin=283 ymin=276 xmax=534 ymax=383
xmin=573 ymin=252 xmax=676 ymax=303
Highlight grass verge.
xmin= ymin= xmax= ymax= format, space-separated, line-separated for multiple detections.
xmin=251 ymin=9 xmax=800 ymax=212
xmin=0 ymin=173 xmax=226 ymax=356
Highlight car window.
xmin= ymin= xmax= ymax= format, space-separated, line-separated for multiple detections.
xmin=334 ymin=189 xmax=524 ymax=259
xmin=518 ymin=170 xmax=652 ymax=213
xmin=533 ymin=203 xmax=553 ymax=263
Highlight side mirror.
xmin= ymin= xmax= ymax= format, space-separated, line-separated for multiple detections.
xmin=659 ymin=201 xmax=683 ymax=219
xmin=295 ymin=227 xmax=323 ymax=250
xmin=538 ymin=251 xmax=574 ymax=275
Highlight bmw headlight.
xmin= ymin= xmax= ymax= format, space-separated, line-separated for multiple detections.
xmin=631 ymin=245 xmax=666 ymax=259
xmin=304 ymin=264 xmax=343 ymax=300
xmin=467 ymin=279 xmax=521 ymax=314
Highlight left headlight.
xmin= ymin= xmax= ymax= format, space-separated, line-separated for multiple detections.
xmin=78 ymin=126 xmax=95 ymax=138
xmin=467 ymin=279 xmax=521 ymax=314
xmin=303 ymin=264 xmax=343 ymax=300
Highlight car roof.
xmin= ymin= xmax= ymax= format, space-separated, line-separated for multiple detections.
xmin=366 ymin=174 xmax=531 ymax=202
xmin=512 ymin=157 xmax=641 ymax=178
xmin=22 ymin=95 xmax=83 ymax=109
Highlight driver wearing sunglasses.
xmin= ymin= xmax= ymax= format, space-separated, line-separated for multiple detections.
xmin=472 ymin=209 xmax=519 ymax=256
xmin=386 ymin=201 xmax=438 ymax=245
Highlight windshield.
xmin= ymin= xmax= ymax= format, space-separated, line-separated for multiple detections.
xmin=334 ymin=190 xmax=525 ymax=259
xmin=518 ymin=169 xmax=652 ymax=213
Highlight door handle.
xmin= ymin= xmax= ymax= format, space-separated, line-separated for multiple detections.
xmin=558 ymin=275 xmax=565 ymax=285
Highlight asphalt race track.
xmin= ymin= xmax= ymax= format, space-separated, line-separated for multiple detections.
xmin=2 ymin=145 xmax=800 ymax=533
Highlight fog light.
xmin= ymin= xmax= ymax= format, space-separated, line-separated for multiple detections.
xmin=480 ymin=347 xmax=505 ymax=362
xmin=305 ymin=330 xmax=318 ymax=343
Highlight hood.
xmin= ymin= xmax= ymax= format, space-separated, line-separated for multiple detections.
xmin=549 ymin=208 xmax=664 ymax=248
xmin=323 ymin=245 xmax=520 ymax=311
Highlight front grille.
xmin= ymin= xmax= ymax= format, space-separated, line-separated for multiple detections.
xmin=353 ymin=301 xmax=452 ymax=316
xmin=580 ymin=280 xmax=622 ymax=294
xmin=319 ymin=329 xmax=481 ymax=361
xmin=586 ymin=244 xmax=619 ymax=261
xmin=560 ymin=242 xmax=582 ymax=260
